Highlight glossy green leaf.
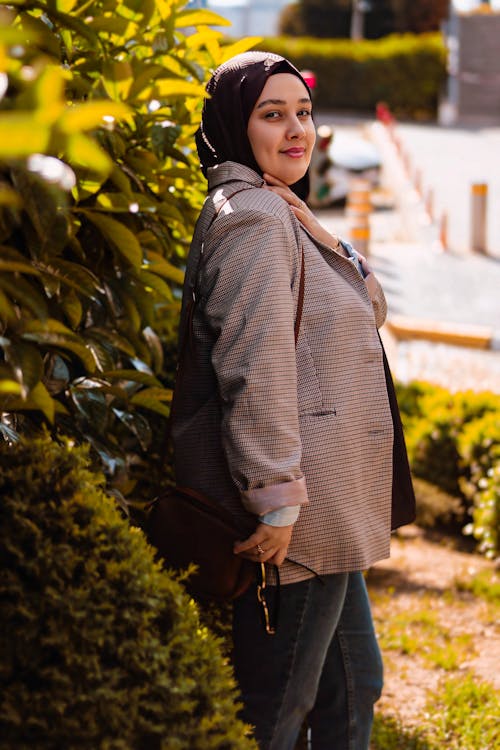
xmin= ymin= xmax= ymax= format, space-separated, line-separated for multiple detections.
xmin=4 ymin=340 xmax=44 ymax=391
xmin=61 ymin=289 xmax=83 ymax=328
xmin=5 ymin=380 xmax=56 ymax=423
xmin=56 ymin=0 xmax=78 ymax=13
xmin=82 ymin=212 xmax=143 ymax=266
xmin=130 ymin=386 xmax=172 ymax=417
xmin=0 ymin=115 xmax=50 ymax=157
xmin=0 ymin=185 xmax=23 ymax=208
xmin=83 ymin=339 xmax=115 ymax=373
xmin=108 ymin=165 xmax=133 ymax=197
xmin=102 ymin=61 xmax=134 ymax=102
xmin=31 ymin=381 xmax=56 ymax=423
xmin=143 ymin=251 xmax=184 ymax=285
xmin=0 ymin=259 xmax=40 ymax=275
xmin=137 ymin=270 xmax=173 ymax=300
xmin=103 ymin=369 xmax=163 ymax=387
xmin=142 ymin=326 xmax=164 ymax=372
xmin=44 ymin=354 xmax=71 ymax=395
xmin=0 ymin=287 xmax=16 ymax=324
xmin=66 ymin=133 xmax=113 ymax=176
xmin=70 ymin=385 xmax=109 ymax=426
xmin=84 ymin=327 xmax=136 ymax=357
xmin=221 ymin=37 xmax=263 ymax=62
xmin=87 ymin=15 xmax=131 ymax=35
xmin=0 ymin=276 xmax=49 ymax=320
xmin=58 ymin=101 xmax=131 ymax=133
xmin=175 ymin=9 xmax=231 ymax=28
xmin=139 ymin=79 xmax=206 ymax=100
xmin=10 ymin=169 xmax=69 ymax=255
xmin=114 ymin=288 xmax=142 ymax=334
xmin=36 ymin=258 xmax=100 ymax=299
xmin=0 ymin=380 xmax=23 ymax=395
xmin=22 ymin=319 xmax=96 ymax=373
xmin=127 ymin=63 xmax=166 ymax=100
xmin=96 ymin=192 xmax=158 ymax=214
xmin=113 ymin=407 xmax=152 ymax=450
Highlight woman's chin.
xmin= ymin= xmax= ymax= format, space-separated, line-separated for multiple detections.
xmin=277 ymin=166 xmax=309 ymax=186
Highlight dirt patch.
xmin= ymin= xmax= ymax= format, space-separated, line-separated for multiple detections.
xmin=367 ymin=525 xmax=500 ymax=728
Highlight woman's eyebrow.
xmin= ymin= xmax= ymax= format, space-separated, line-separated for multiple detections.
xmin=256 ymin=97 xmax=311 ymax=109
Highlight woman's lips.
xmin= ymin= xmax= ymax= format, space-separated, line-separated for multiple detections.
xmin=282 ymin=148 xmax=305 ymax=158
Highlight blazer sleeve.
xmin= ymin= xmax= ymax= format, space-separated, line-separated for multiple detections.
xmin=199 ymin=206 xmax=309 ymax=517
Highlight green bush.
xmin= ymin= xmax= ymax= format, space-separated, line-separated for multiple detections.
xmin=395 ymin=381 xmax=500 ymax=558
xmin=255 ymin=33 xmax=447 ymax=118
xmin=0 ymin=0 xmax=255 ymax=504
xmin=404 ymin=388 xmax=500 ymax=498
xmin=0 ymin=433 xmax=257 ymax=749
xmin=463 ymin=462 xmax=500 ymax=561
xmin=458 ymin=411 xmax=500 ymax=498
xmin=412 ymin=477 xmax=463 ymax=532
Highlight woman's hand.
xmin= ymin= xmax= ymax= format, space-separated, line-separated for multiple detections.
xmin=262 ymin=173 xmax=342 ymax=251
xmin=233 ymin=522 xmax=294 ymax=566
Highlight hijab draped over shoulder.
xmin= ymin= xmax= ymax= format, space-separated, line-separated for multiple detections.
xmin=196 ymin=51 xmax=312 ymax=200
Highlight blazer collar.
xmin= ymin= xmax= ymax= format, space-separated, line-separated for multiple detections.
xmin=207 ymin=161 xmax=265 ymax=191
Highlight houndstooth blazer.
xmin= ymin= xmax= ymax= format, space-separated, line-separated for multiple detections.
xmin=172 ymin=161 xmax=409 ymax=584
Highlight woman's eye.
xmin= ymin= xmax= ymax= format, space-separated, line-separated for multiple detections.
xmin=264 ymin=111 xmax=281 ymax=120
xmin=298 ymin=109 xmax=312 ymax=118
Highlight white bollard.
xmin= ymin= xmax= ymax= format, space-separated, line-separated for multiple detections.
xmin=470 ymin=182 xmax=488 ymax=254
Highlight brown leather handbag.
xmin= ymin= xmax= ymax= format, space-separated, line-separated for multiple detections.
xmin=146 ymin=188 xmax=305 ymax=604
xmin=147 ymin=486 xmax=255 ymax=600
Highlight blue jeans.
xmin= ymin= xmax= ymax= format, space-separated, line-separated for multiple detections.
xmin=233 ymin=571 xmax=383 ymax=750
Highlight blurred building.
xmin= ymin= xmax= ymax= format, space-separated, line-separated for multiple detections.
xmin=205 ymin=0 xmax=290 ymax=37
xmin=441 ymin=0 xmax=500 ymax=123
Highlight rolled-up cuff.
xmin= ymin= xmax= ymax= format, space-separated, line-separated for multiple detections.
xmin=241 ymin=476 xmax=308 ymax=516
xmin=260 ymin=505 xmax=301 ymax=527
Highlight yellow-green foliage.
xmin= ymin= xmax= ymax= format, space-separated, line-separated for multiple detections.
xmin=0 ymin=433 xmax=257 ymax=750
xmin=256 ymin=33 xmax=447 ymax=118
xmin=0 ymin=0 xmax=256 ymax=501
xmin=395 ymin=382 xmax=500 ymax=558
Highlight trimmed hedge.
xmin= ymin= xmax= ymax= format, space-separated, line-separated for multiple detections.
xmin=395 ymin=381 xmax=500 ymax=559
xmin=255 ymin=33 xmax=447 ymax=118
xmin=0 ymin=434 xmax=257 ymax=749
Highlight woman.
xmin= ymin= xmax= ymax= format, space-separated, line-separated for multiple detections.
xmin=172 ymin=51 xmax=415 ymax=750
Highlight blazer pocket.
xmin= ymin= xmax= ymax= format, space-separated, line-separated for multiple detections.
xmin=296 ymin=337 xmax=332 ymax=416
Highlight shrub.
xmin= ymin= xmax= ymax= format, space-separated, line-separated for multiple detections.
xmin=256 ymin=33 xmax=447 ymax=118
xmin=463 ymin=462 xmax=500 ymax=561
xmin=0 ymin=0 xmax=255 ymax=504
xmin=458 ymin=411 xmax=500 ymax=500
xmin=412 ymin=477 xmax=463 ymax=532
xmin=394 ymin=382 xmax=500 ymax=557
xmin=0 ymin=434 xmax=257 ymax=749
xmin=404 ymin=389 xmax=500 ymax=498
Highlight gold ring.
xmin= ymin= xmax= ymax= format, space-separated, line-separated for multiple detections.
xmin=257 ymin=544 xmax=265 ymax=555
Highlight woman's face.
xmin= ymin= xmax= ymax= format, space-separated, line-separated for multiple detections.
xmin=247 ymin=73 xmax=316 ymax=185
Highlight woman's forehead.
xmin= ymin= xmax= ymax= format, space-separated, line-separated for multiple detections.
xmin=255 ymin=73 xmax=311 ymax=104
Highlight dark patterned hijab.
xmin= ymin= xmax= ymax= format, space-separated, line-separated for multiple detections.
xmin=196 ymin=51 xmax=312 ymax=200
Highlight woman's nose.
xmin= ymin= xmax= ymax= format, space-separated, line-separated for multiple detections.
xmin=286 ymin=116 xmax=305 ymax=139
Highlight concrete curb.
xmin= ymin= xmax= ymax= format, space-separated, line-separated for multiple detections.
xmin=387 ymin=315 xmax=500 ymax=351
